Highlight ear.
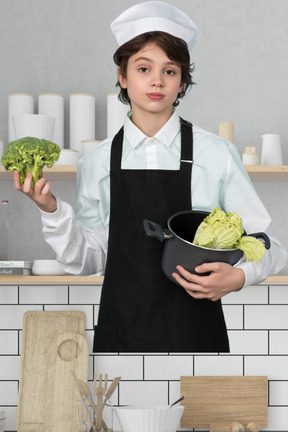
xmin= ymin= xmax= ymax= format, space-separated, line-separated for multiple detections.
xmin=178 ymin=81 xmax=184 ymax=93
xmin=118 ymin=67 xmax=127 ymax=89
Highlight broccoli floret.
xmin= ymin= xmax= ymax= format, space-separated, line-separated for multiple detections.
xmin=1 ymin=136 xmax=60 ymax=188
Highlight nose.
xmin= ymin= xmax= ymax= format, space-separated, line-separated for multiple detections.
xmin=151 ymin=70 xmax=164 ymax=87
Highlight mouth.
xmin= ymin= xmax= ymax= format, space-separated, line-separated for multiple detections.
xmin=147 ymin=92 xmax=165 ymax=100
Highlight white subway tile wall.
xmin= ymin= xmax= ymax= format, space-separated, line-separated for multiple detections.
xmin=0 ymin=283 xmax=287 ymax=431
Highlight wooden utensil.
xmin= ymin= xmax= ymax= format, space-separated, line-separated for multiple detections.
xmin=78 ymin=380 xmax=98 ymax=414
xmin=94 ymin=374 xmax=108 ymax=431
xmin=71 ymin=372 xmax=96 ymax=431
xmin=78 ymin=379 xmax=108 ymax=432
xmin=102 ymin=376 xmax=121 ymax=407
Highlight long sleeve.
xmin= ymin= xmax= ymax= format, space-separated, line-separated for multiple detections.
xmin=41 ymin=198 xmax=108 ymax=275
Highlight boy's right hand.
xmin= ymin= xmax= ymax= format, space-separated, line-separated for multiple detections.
xmin=14 ymin=171 xmax=57 ymax=213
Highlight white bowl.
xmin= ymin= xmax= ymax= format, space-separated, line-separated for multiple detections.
xmin=114 ymin=405 xmax=184 ymax=432
xmin=32 ymin=260 xmax=66 ymax=276
xmin=54 ymin=149 xmax=80 ymax=165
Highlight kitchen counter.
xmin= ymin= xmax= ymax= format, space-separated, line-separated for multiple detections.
xmin=0 ymin=275 xmax=287 ymax=285
xmin=0 ymin=275 xmax=104 ymax=285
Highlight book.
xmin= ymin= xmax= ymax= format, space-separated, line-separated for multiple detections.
xmin=0 ymin=261 xmax=33 ymax=269
xmin=0 ymin=267 xmax=32 ymax=275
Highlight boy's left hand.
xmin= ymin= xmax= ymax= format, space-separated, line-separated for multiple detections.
xmin=172 ymin=263 xmax=245 ymax=301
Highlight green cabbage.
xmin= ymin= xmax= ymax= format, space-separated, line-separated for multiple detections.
xmin=236 ymin=235 xmax=266 ymax=263
xmin=193 ymin=207 xmax=266 ymax=263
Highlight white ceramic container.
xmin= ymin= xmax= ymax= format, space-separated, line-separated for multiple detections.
xmin=32 ymin=260 xmax=66 ymax=276
xmin=8 ymin=93 xmax=34 ymax=142
xmin=54 ymin=149 xmax=80 ymax=165
xmin=260 ymin=134 xmax=283 ymax=165
xmin=38 ymin=93 xmax=64 ymax=148
xmin=70 ymin=93 xmax=95 ymax=152
xmin=114 ymin=405 xmax=184 ymax=432
xmin=12 ymin=114 xmax=55 ymax=140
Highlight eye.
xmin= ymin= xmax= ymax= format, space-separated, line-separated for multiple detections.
xmin=165 ymin=69 xmax=177 ymax=76
xmin=138 ymin=67 xmax=149 ymax=73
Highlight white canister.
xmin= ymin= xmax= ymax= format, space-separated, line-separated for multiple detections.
xmin=107 ymin=93 xmax=130 ymax=137
xmin=12 ymin=114 xmax=55 ymax=141
xmin=242 ymin=146 xmax=259 ymax=166
xmin=70 ymin=93 xmax=95 ymax=152
xmin=38 ymin=93 xmax=64 ymax=148
xmin=260 ymin=134 xmax=283 ymax=165
xmin=8 ymin=93 xmax=34 ymax=142
xmin=54 ymin=149 xmax=80 ymax=165
xmin=81 ymin=140 xmax=101 ymax=156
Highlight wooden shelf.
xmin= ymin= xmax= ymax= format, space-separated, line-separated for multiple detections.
xmin=245 ymin=165 xmax=288 ymax=180
xmin=0 ymin=275 xmax=287 ymax=285
xmin=1 ymin=165 xmax=288 ymax=181
xmin=0 ymin=165 xmax=77 ymax=180
xmin=0 ymin=275 xmax=104 ymax=285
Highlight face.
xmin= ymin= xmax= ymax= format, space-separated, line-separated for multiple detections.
xmin=118 ymin=43 xmax=184 ymax=122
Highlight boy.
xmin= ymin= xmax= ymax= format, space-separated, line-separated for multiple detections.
xmin=14 ymin=1 xmax=287 ymax=352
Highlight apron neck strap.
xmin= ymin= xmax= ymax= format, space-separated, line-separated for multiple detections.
xmin=179 ymin=117 xmax=194 ymax=171
xmin=110 ymin=126 xmax=124 ymax=170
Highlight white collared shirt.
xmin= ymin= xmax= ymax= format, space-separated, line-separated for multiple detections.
xmin=41 ymin=111 xmax=287 ymax=287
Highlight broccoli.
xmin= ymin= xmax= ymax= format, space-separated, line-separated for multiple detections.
xmin=1 ymin=136 xmax=60 ymax=188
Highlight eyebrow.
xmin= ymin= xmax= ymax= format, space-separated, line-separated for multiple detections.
xmin=134 ymin=56 xmax=177 ymax=66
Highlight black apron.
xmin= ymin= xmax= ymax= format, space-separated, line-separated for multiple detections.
xmin=93 ymin=118 xmax=229 ymax=353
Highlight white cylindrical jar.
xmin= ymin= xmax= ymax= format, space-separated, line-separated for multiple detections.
xmin=107 ymin=93 xmax=130 ymax=137
xmin=260 ymin=134 xmax=283 ymax=165
xmin=70 ymin=93 xmax=95 ymax=152
xmin=8 ymin=93 xmax=34 ymax=142
xmin=38 ymin=93 xmax=64 ymax=148
xmin=242 ymin=146 xmax=259 ymax=166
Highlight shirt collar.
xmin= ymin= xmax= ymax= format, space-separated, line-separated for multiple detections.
xmin=124 ymin=110 xmax=181 ymax=148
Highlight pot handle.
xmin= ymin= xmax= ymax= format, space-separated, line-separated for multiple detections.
xmin=143 ymin=219 xmax=172 ymax=242
xmin=249 ymin=232 xmax=271 ymax=250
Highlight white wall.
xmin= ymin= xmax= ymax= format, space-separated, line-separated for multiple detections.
xmin=0 ymin=0 xmax=287 ymax=271
xmin=1 ymin=0 xmax=288 ymax=156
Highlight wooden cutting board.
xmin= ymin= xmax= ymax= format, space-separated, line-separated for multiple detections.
xmin=44 ymin=331 xmax=89 ymax=432
xmin=180 ymin=376 xmax=267 ymax=430
xmin=17 ymin=311 xmax=88 ymax=432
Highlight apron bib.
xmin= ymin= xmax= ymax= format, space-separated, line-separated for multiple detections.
xmin=93 ymin=118 xmax=229 ymax=353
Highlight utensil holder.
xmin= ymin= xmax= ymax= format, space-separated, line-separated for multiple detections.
xmin=77 ymin=398 xmax=113 ymax=432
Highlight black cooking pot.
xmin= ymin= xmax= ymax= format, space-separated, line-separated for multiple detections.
xmin=143 ymin=210 xmax=271 ymax=284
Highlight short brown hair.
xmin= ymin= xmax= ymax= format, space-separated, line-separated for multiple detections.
xmin=113 ymin=31 xmax=195 ymax=107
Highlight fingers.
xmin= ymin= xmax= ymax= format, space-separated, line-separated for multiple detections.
xmin=174 ymin=265 xmax=206 ymax=284
xmin=172 ymin=267 xmax=208 ymax=299
xmin=13 ymin=171 xmax=22 ymax=190
xmin=22 ymin=172 xmax=34 ymax=194
xmin=195 ymin=262 xmax=221 ymax=274
xmin=34 ymin=177 xmax=49 ymax=195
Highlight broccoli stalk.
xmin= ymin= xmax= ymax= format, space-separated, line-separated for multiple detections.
xmin=1 ymin=136 xmax=61 ymax=188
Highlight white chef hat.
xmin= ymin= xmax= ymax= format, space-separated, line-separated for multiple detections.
xmin=111 ymin=1 xmax=200 ymax=52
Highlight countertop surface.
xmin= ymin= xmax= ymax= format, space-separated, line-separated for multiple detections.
xmin=0 ymin=275 xmax=287 ymax=285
